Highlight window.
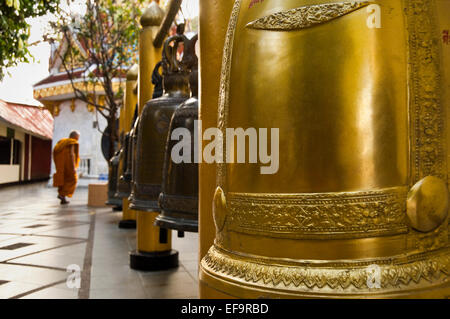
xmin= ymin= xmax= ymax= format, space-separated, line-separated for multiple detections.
xmin=0 ymin=137 xmax=11 ymax=165
xmin=6 ymin=128 xmax=14 ymax=139
xmin=79 ymin=158 xmax=91 ymax=175
xmin=0 ymin=137 xmax=21 ymax=165
xmin=12 ymin=140 xmax=21 ymax=165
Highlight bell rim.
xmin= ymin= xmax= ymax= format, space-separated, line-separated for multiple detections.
xmin=155 ymin=214 xmax=198 ymax=233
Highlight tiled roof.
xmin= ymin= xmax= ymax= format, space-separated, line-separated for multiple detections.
xmin=0 ymin=100 xmax=54 ymax=140
xmin=33 ymin=70 xmax=84 ymax=87
xmin=34 ymin=69 xmax=126 ymax=88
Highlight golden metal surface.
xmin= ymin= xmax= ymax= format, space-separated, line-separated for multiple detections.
xmin=137 ymin=211 xmax=172 ymax=252
xmin=220 ymin=187 xmax=409 ymax=240
xmin=246 ymin=1 xmax=370 ymax=30
xmin=218 ymin=0 xmax=408 ymax=193
xmin=200 ymin=246 xmax=450 ymax=298
xmin=200 ymin=0 xmax=450 ymax=298
xmin=407 ymin=0 xmax=447 ymax=183
xmin=138 ymin=1 xmax=164 ymax=115
xmin=198 ymin=0 xmax=235 ymax=261
xmin=122 ymin=197 xmax=136 ymax=221
xmin=437 ymin=0 xmax=450 ymax=186
xmin=140 ymin=0 xmax=165 ymax=27
xmin=407 ymin=176 xmax=449 ymax=232
xmin=125 ymin=64 xmax=138 ymax=133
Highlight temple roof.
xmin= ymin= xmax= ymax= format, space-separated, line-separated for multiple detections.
xmin=34 ymin=70 xmax=84 ymax=87
xmin=34 ymin=25 xmax=128 ymax=102
xmin=0 ymin=99 xmax=54 ymax=140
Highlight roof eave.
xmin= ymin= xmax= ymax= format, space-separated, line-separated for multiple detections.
xmin=0 ymin=117 xmax=52 ymax=141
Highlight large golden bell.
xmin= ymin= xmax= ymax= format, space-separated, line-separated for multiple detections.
xmin=129 ymin=35 xmax=191 ymax=212
xmin=200 ymin=0 xmax=450 ymax=298
xmin=156 ymin=35 xmax=199 ymax=234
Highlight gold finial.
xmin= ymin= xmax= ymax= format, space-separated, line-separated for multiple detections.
xmin=127 ymin=64 xmax=139 ymax=81
xmin=140 ymin=1 xmax=165 ymax=27
xmin=70 ymin=99 xmax=76 ymax=112
xmin=54 ymin=103 xmax=60 ymax=117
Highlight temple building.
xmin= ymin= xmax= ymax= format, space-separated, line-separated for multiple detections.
xmin=32 ymin=31 xmax=123 ymax=179
xmin=0 ymin=99 xmax=53 ymax=185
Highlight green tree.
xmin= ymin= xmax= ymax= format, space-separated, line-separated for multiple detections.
xmin=0 ymin=0 xmax=60 ymax=79
xmin=47 ymin=0 xmax=148 ymax=159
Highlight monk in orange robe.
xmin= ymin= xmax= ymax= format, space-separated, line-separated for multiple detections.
xmin=53 ymin=131 xmax=80 ymax=205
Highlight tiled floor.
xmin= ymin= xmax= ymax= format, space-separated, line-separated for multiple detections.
xmin=0 ymin=182 xmax=199 ymax=299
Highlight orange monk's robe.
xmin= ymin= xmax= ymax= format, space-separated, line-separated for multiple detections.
xmin=53 ymin=138 xmax=80 ymax=198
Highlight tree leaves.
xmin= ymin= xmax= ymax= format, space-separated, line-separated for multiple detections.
xmin=0 ymin=0 xmax=59 ymax=79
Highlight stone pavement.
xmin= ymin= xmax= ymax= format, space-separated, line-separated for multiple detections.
xmin=0 ymin=182 xmax=199 ymax=299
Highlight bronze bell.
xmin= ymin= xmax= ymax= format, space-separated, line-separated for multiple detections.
xmin=118 ymin=116 xmax=139 ymax=229
xmin=106 ymin=148 xmax=122 ymax=208
xmin=156 ymin=34 xmax=199 ymax=235
xmin=129 ymin=34 xmax=191 ymax=212
xmin=152 ymin=61 xmax=164 ymax=99
xmin=126 ymin=113 xmax=139 ymax=201
xmin=115 ymin=132 xmax=130 ymax=199
xmin=117 ymin=107 xmax=138 ymax=200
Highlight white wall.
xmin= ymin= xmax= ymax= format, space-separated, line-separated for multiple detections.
xmin=0 ymin=122 xmax=23 ymax=183
xmin=51 ymin=100 xmax=108 ymax=177
xmin=0 ymin=165 xmax=20 ymax=184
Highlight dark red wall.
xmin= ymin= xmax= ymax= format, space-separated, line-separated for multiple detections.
xmin=24 ymin=134 xmax=30 ymax=181
xmin=31 ymin=136 xmax=52 ymax=180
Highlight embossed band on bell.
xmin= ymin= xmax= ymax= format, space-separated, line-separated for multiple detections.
xmin=246 ymin=1 xmax=370 ymax=31
xmin=223 ymin=187 xmax=409 ymax=239
xmin=201 ymin=245 xmax=450 ymax=298
xmin=159 ymin=193 xmax=198 ymax=214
